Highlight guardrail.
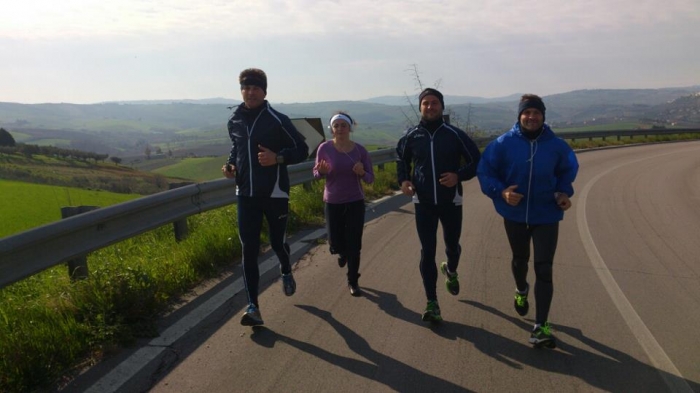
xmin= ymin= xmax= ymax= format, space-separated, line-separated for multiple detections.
xmin=2 ymin=127 xmax=699 ymax=290
xmin=470 ymin=127 xmax=700 ymax=146
xmin=0 ymin=148 xmax=398 ymax=289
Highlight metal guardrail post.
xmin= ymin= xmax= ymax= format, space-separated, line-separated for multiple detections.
xmin=169 ymin=182 xmax=194 ymax=241
xmin=61 ymin=205 xmax=99 ymax=280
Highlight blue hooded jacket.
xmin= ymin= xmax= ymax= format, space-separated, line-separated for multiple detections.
xmin=477 ymin=123 xmax=578 ymax=224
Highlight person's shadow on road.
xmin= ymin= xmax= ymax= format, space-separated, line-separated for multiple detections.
xmin=359 ymin=287 xmax=697 ymax=392
xmin=461 ymin=299 xmax=699 ymax=393
xmin=250 ymin=304 xmax=474 ymax=392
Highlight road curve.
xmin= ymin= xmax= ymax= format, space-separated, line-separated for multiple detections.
xmin=68 ymin=141 xmax=700 ymax=393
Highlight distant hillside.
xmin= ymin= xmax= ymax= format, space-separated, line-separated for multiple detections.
xmin=644 ymin=93 xmax=700 ymax=126
xmin=0 ymin=150 xmax=183 ymax=194
xmin=102 ymin=98 xmax=241 ymax=106
xmin=1 ymin=86 xmax=698 ymax=158
xmin=362 ymin=93 xmax=522 ymax=106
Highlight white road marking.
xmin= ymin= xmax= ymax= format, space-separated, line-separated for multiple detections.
xmin=576 ymin=150 xmax=693 ymax=393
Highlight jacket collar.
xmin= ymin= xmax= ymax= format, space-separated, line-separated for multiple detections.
xmin=512 ymin=122 xmax=554 ymax=141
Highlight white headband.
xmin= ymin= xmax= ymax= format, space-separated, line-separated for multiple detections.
xmin=329 ymin=114 xmax=353 ymax=130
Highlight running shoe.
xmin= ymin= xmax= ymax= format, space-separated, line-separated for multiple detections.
xmin=338 ymin=255 xmax=347 ymax=268
xmin=529 ymin=322 xmax=557 ymax=348
xmin=514 ymin=284 xmax=529 ymax=316
xmin=440 ymin=262 xmax=460 ymax=296
xmin=240 ymin=304 xmax=264 ymax=326
xmin=421 ymin=300 xmax=443 ymax=323
xmin=282 ymin=273 xmax=296 ymax=296
xmin=349 ymin=283 xmax=362 ymax=297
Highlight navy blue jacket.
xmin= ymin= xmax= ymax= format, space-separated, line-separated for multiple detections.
xmin=227 ymin=101 xmax=309 ymax=198
xmin=477 ymin=122 xmax=579 ymax=224
xmin=396 ymin=121 xmax=481 ymax=205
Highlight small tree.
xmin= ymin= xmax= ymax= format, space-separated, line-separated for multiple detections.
xmin=110 ymin=156 xmax=122 ymax=166
xmin=0 ymin=128 xmax=16 ymax=147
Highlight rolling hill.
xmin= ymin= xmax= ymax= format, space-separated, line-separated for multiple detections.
xmin=1 ymin=86 xmax=698 ymax=161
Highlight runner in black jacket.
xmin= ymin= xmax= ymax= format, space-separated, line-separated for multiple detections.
xmin=396 ymin=88 xmax=481 ymax=322
xmin=222 ymin=68 xmax=309 ymax=327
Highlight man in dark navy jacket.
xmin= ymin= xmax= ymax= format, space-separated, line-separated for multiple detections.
xmin=222 ymin=68 xmax=309 ymax=326
xmin=396 ymin=88 xmax=481 ymax=323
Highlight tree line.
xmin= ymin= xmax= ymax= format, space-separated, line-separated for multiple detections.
xmin=0 ymin=127 xmax=121 ymax=164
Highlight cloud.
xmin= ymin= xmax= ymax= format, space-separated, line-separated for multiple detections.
xmin=1 ymin=0 xmax=698 ymax=104
xmin=4 ymin=0 xmax=698 ymax=40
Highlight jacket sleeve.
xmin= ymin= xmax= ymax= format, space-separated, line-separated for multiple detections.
xmin=313 ymin=143 xmax=327 ymax=179
xmin=396 ymin=134 xmax=412 ymax=186
xmin=477 ymin=141 xmax=506 ymax=200
xmin=555 ymin=144 xmax=579 ymax=197
xmin=456 ymin=132 xmax=481 ymax=181
xmin=360 ymin=145 xmax=375 ymax=184
xmin=278 ymin=115 xmax=309 ymax=165
xmin=226 ymin=119 xmax=237 ymax=166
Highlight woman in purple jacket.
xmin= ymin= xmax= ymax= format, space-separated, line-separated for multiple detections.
xmin=313 ymin=112 xmax=374 ymax=296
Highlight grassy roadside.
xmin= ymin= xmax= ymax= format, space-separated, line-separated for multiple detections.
xmin=0 ymin=163 xmax=398 ymax=392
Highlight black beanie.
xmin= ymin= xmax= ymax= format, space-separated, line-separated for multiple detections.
xmin=518 ymin=97 xmax=546 ymax=122
xmin=240 ymin=76 xmax=267 ymax=94
xmin=419 ymin=88 xmax=444 ymax=109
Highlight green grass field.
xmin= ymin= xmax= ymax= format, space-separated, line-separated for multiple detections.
xmin=0 ymin=180 xmax=141 ymax=238
xmin=147 ymin=142 xmax=393 ymax=181
xmin=151 ymin=156 xmax=225 ymax=181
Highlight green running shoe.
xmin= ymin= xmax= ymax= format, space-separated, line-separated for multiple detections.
xmin=421 ymin=300 xmax=443 ymax=323
xmin=440 ymin=262 xmax=460 ymax=296
xmin=529 ymin=322 xmax=557 ymax=349
xmin=514 ymin=284 xmax=529 ymax=316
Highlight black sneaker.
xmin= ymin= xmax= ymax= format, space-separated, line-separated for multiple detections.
xmin=240 ymin=304 xmax=264 ymax=326
xmin=349 ymin=283 xmax=362 ymax=297
xmin=421 ymin=300 xmax=443 ymax=323
xmin=529 ymin=322 xmax=556 ymax=349
xmin=338 ymin=255 xmax=347 ymax=268
xmin=514 ymin=284 xmax=529 ymax=316
xmin=282 ymin=273 xmax=296 ymax=296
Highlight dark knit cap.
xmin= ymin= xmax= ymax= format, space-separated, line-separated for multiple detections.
xmin=418 ymin=88 xmax=444 ymax=109
xmin=240 ymin=70 xmax=267 ymax=94
xmin=518 ymin=95 xmax=546 ymax=122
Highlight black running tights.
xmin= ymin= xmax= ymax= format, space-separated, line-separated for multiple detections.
xmin=504 ymin=219 xmax=559 ymax=325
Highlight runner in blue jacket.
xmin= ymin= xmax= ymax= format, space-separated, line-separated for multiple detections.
xmin=477 ymin=94 xmax=578 ymax=348
xmin=396 ymin=88 xmax=481 ymax=323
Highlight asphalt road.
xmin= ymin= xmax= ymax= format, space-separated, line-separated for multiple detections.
xmin=67 ymin=141 xmax=700 ymax=393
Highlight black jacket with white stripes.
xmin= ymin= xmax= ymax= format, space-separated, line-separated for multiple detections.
xmin=227 ymin=101 xmax=309 ymax=198
xmin=396 ymin=120 xmax=481 ymax=205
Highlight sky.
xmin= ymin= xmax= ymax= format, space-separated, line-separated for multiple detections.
xmin=1 ymin=0 xmax=699 ymax=104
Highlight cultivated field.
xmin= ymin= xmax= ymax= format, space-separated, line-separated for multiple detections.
xmin=0 ymin=180 xmax=140 ymax=238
